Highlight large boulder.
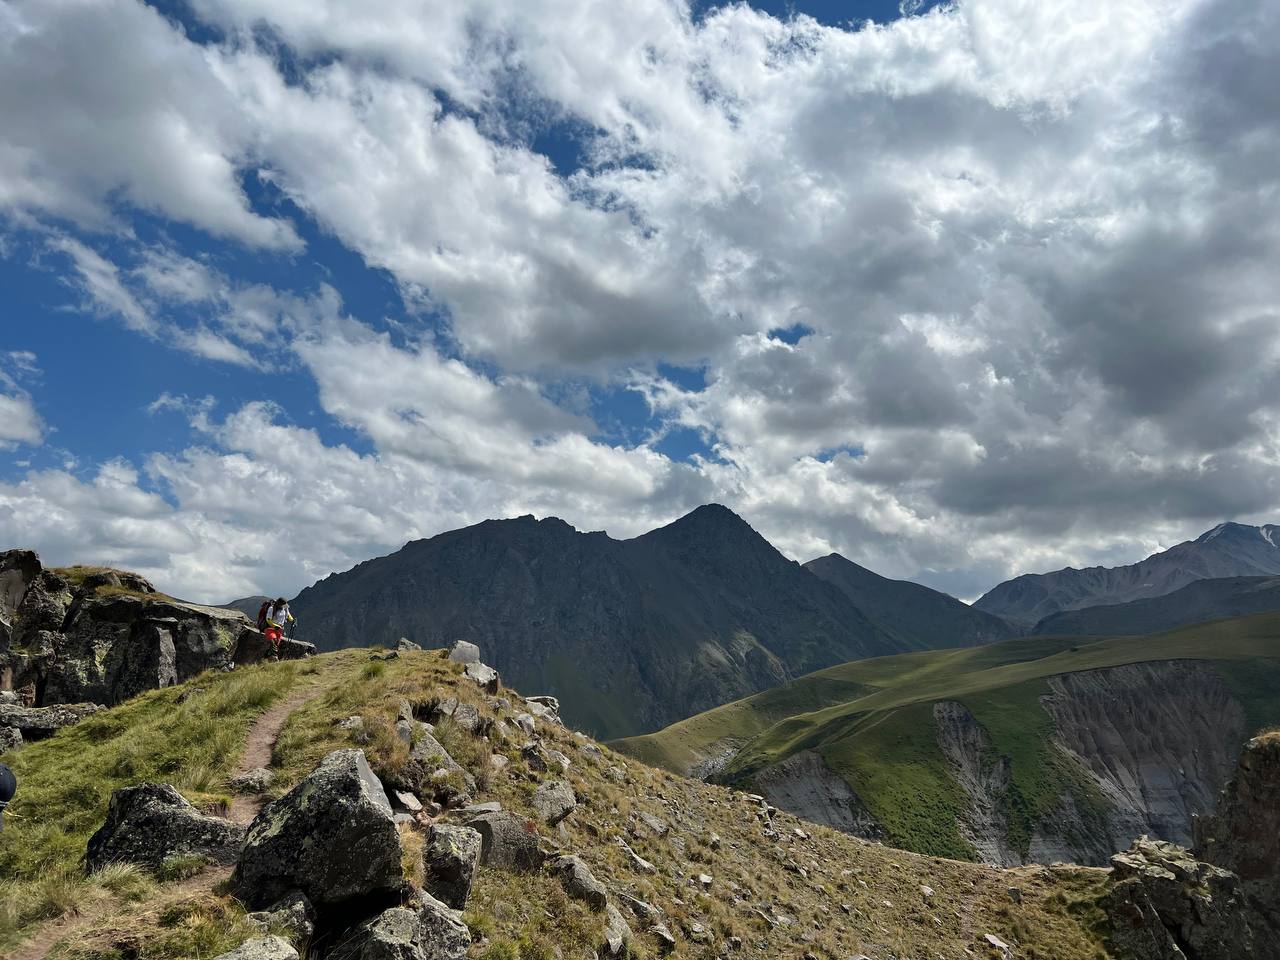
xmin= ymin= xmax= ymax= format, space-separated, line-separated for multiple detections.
xmin=332 ymin=891 xmax=470 ymax=960
xmin=423 ymin=824 xmax=482 ymax=910
xmin=1103 ymin=837 xmax=1263 ymax=960
xmin=85 ymin=783 xmax=245 ymax=873
xmin=233 ymin=750 xmax=405 ymax=911
xmin=465 ymin=811 xmax=544 ymax=873
xmin=532 ymin=780 xmax=577 ymax=825
xmin=547 ymin=854 xmax=607 ymax=910
xmin=0 ymin=701 xmax=101 ymax=740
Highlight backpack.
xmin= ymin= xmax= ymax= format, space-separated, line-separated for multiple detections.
xmin=256 ymin=600 xmax=271 ymax=631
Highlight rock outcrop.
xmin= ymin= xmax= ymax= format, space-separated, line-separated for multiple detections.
xmin=85 ymin=782 xmax=246 ymax=872
xmin=0 ymin=701 xmax=102 ymax=742
xmin=1195 ymin=731 xmax=1280 ymax=944
xmin=1103 ymin=837 xmax=1266 ymax=960
xmin=0 ymin=551 xmax=314 ymax=710
xmin=233 ymin=749 xmax=405 ymax=911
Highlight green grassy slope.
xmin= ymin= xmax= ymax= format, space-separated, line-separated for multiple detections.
xmin=617 ymin=612 xmax=1280 ymax=859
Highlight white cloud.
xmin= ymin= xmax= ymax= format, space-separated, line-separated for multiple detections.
xmin=3 ymin=0 xmax=1280 ymax=603
xmin=0 ymin=0 xmax=299 ymax=248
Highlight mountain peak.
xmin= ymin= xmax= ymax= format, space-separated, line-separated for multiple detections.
xmin=1195 ymin=521 xmax=1279 ymax=546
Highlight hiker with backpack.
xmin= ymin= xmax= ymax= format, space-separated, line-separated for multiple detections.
xmin=257 ymin=597 xmax=295 ymax=657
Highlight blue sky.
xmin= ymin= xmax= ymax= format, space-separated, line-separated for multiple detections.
xmin=2 ymin=0 xmax=1278 ymax=602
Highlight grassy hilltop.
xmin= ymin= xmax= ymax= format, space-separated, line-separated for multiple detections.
xmin=1 ymin=648 xmax=1116 ymax=960
xmin=616 ymin=612 xmax=1280 ymax=861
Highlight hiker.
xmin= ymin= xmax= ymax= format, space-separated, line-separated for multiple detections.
xmin=257 ymin=597 xmax=296 ymax=656
xmin=0 ymin=762 xmax=14 ymax=833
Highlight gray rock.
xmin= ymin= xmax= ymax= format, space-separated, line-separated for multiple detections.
xmin=616 ymin=838 xmax=655 ymax=874
xmin=395 ymin=718 xmax=414 ymax=745
xmin=0 ymin=690 xmax=17 ymax=705
xmin=463 ymin=661 xmax=499 ymax=692
xmin=335 ymin=891 xmax=470 ymax=960
xmin=523 ymin=699 xmax=561 ymax=724
xmin=525 ymin=695 xmax=560 ymax=712
xmin=532 ymin=780 xmax=577 ymax=825
xmin=513 ymin=713 xmax=536 ymax=735
xmin=546 ymin=749 xmax=571 ymax=773
xmin=396 ymin=637 xmax=422 ymax=652
xmin=212 ymin=936 xmax=299 ymax=960
xmin=548 ymin=855 xmax=607 ymax=910
xmin=1103 ymin=837 xmax=1263 ymax=960
xmin=233 ymin=749 xmax=405 ymax=910
xmin=652 ymin=923 xmax=677 ymax=952
xmin=635 ymin=812 xmax=668 ymax=837
xmin=85 ymin=782 xmax=245 ymax=873
xmin=461 ymin=801 xmax=502 ymax=816
xmin=230 ymin=767 xmax=275 ymax=794
xmin=0 ymin=725 xmax=22 ymax=752
xmin=465 ymin=811 xmax=543 ymax=873
xmin=602 ymin=903 xmax=632 ymax=956
xmin=246 ymin=891 xmax=314 ymax=941
xmin=0 ymin=702 xmax=101 ymax=739
xmin=424 ymin=824 xmax=482 ymax=910
xmin=408 ymin=727 xmax=476 ymax=798
xmin=394 ymin=790 xmax=423 ymax=813
xmin=451 ymin=703 xmax=483 ymax=735
xmin=447 ymin=641 xmax=481 ymax=665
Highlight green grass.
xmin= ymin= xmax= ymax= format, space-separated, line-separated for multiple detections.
xmin=0 ymin=662 xmax=299 ymax=950
xmin=820 ymin=703 xmax=976 ymax=860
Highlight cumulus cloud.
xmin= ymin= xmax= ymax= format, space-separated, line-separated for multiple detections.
xmin=3 ymin=0 xmax=1280 ymax=601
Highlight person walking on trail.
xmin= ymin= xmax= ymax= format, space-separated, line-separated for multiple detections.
xmin=258 ymin=597 xmax=295 ymax=657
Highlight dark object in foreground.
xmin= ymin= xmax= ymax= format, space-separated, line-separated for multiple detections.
xmin=0 ymin=762 xmax=14 ymax=831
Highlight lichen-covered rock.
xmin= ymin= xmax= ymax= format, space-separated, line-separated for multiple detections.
xmin=334 ymin=890 xmax=470 ymax=960
xmin=0 ymin=552 xmax=307 ymax=709
xmin=548 ymin=854 xmax=607 ymax=910
xmin=0 ymin=701 xmax=101 ymax=740
xmin=532 ymin=780 xmax=577 ymax=825
xmin=212 ymin=936 xmax=299 ymax=960
xmin=233 ymin=749 xmax=405 ymax=910
xmin=406 ymin=726 xmax=476 ymax=800
xmin=463 ymin=661 xmax=499 ymax=693
xmin=246 ymin=890 xmax=315 ymax=942
xmin=1103 ymin=837 xmax=1263 ymax=960
xmin=85 ymin=782 xmax=245 ymax=873
xmin=465 ymin=811 xmax=543 ymax=873
xmin=423 ymin=824 xmax=482 ymax=910
xmin=397 ymin=637 xmax=422 ymax=652
xmin=0 ymin=725 xmax=22 ymax=752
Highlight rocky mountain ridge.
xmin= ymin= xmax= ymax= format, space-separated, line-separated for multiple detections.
xmin=290 ymin=505 xmax=1001 ymax=739
xmin=976 ymin=520 xmax=1280 ymax=626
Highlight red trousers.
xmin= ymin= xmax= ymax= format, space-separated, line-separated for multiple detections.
xmin=264 ymin=626 xmax=283 ymax=646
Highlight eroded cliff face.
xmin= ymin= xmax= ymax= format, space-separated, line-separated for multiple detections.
xmin=739 ymin=661 xmax=1263 ymax=868
xmin=750 ymin=750 xmax=885 ymax=842
xmin=932 ymin=701 xmax=1021 ymax=866
xmin=1040 ymin=662 xmax=1246 ymax=849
